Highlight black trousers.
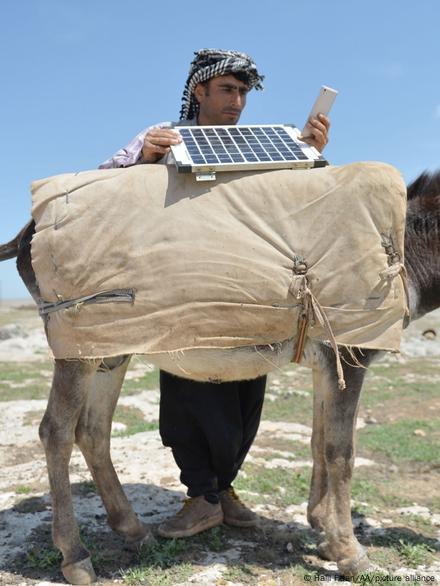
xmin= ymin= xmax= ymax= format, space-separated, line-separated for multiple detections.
xmin=159 ymin=371 xmax=266 ymax=499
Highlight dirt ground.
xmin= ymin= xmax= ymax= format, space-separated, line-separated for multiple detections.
xmin=0 ymin=299 xmax=439 ymax=585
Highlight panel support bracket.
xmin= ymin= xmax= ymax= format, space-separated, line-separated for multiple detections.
xmin=195 ymin=172 xmax=216 ymax=182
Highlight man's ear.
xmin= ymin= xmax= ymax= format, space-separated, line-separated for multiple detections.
xmin=193 ymin=83 xmax=207 ymax=104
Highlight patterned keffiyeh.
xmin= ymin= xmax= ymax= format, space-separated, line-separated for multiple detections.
xmin=179 ymin=48 xmax=264 ymax=120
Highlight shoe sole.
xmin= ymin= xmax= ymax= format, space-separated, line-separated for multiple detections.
xmin=157 ymin=512 xmax=223 ymax=538
xmin=223 ymin=516 xmax=258 ymax=528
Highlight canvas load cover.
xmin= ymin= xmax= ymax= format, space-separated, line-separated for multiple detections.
xmin=30 ymin=162 xmax=407 ymax=360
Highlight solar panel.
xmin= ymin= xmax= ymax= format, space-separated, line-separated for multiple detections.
xmin=170 ymin=124 xmax=328 ymax=179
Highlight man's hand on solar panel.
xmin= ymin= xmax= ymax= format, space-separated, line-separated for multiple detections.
xmin=140 ymin=128 xmax=182 ymax=163
xmin=301 ymin=113 xmax=330 ymax=152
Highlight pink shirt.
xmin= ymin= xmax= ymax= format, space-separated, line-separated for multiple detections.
xmin=99 ymin=118 xmax=197 ymax=169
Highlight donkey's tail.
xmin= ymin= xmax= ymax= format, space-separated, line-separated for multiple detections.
xmin=0 ymin=220 xmax=34 ymax=261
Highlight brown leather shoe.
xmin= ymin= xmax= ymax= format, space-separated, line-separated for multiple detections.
xmin=219 ymin=487 xmax=258 ymax=527
xmin=157 ymin=496 xmax=223 ymax=538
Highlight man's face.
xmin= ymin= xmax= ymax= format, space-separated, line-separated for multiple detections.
xmin=194 ymin=74 xmax=249 ymax=125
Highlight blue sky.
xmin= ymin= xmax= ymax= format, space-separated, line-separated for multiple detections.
xmin=1 ymin=0 xmax=439 ymax=298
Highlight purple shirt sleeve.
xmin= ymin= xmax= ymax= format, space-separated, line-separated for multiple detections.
xmin=98 ymin=128 xmax=147 ymax=169
xmin=98 ymin=122 xmax=173 ymax=169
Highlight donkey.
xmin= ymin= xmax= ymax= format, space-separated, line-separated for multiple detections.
xmin=0 ymin=168 xmax=438 ymax=585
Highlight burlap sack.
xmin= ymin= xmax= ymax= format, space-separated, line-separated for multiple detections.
xmin=30 ymin=162 xmax=407 ymax=360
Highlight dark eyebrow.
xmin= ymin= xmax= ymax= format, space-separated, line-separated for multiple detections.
xmin=218 ymin=82 xmax=248 ymax=91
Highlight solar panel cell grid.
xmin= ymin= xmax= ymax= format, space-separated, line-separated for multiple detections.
xmin=171 ymin=124 xmax=327 ymax=173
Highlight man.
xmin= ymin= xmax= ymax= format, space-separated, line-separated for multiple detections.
xmin=100 ymin=49 xmax=330 ymax=538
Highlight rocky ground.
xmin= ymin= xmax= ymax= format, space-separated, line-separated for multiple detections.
xmin=0 ymin=299 xmax=439 ymax=585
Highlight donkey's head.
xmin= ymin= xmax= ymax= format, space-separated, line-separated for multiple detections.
xmin=405 ymin=170 xmax=440 ymax=319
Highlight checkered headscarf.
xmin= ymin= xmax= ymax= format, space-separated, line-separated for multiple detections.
xmin=179 ymin=48 xmax=264 ymax=121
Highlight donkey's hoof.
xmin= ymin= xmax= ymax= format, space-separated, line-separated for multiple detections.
xmin=126 ymin=527 xmax=156 ymax=551
xmin=62 ymin=556 xmax=96 ymax=585
xmin=337 ymin=549 xmax=371 ymax=577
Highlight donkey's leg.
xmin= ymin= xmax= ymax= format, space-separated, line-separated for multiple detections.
xmin=314 ymin=346 xmax=373 ymax=576
xmin=39 ymin=359 xmax=99 ymax=585
xmin=307 ymin=356 xmax=328 ymax=534
xmin=75 ymin=356 xmax=153 ymax=548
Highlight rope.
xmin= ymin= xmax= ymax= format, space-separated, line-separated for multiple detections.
xmin=292 ymin=256 xmax=409 ymax=390
xmin=38 ymin=288 xmax=135 ymax=316
xmin=292 ymin=274 xmax=346 ymax=390
xmin=379 ymin=261 xmax=410 ymax=318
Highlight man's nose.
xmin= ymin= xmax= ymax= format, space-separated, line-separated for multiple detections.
xmin=231 ymin=91 xmax=244 ymax=108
